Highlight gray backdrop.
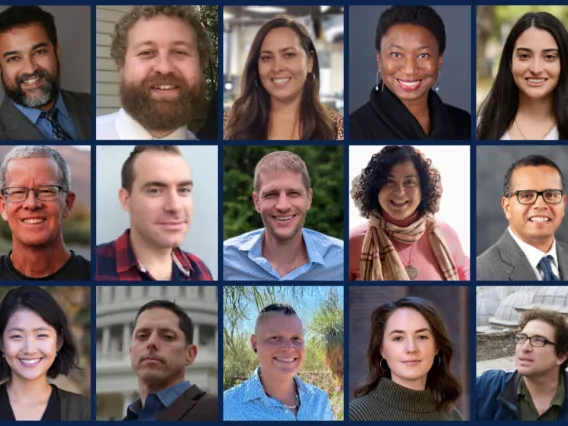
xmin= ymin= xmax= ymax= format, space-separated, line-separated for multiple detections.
xmin=349 ymin=5 xmax=471 ymax=114
xmin=0 ymin=5 xmax=91 ymax=103
xmin=476 ymin=146 xmax=568 ymax=256
xmin=96 ymin=146 xmax=218 ymax=280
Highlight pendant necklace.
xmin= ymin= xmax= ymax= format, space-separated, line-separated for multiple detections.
xmin=260 ymin=370 xmax=300 ymax=410
xmin=397 ymin=242 xmax=418 ymax=280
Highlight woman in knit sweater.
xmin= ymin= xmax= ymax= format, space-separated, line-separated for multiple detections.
xmin=349 ymin=145 xmax=470 ymax=281
xmin=349 ymin=297 xmax=462 ymax=421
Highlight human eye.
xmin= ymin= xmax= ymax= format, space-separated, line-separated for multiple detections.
xmin=5 ymin=55 xmax=19 ymax=63
xmin=146 ymin=186 xmax=162 ymax=195
xmin=260 ymin=55 xmax=272 ymax=62
xmin=392 ymin=336 xmax=403 ymax=342
xmin=136 ymin=332 xmax=148 ymax=340
xmin=518 ymin=191 xmax=535 ymax=201
xmin=9 ymin=334 xmax=22 ymax=340
xmin=138 ymin=50 xmax=155 ymax=58
xmin=404 ymin=178 xmax=417 ymax=186
xmin=33 ymin=48 xmax=47 ymax=56
xmin=8 ymin=188 xmax=26 ymax=196
xmin=417 ymin=335 xmax=429 ymax=340
xmin=517 ymin=52 xmax=530 ymax=61
xmin=533 ymin=337 xmax=547 ymax=346
xmin=418 ymin=52 xmax=430 ymax=59
xmin=285 ymin=52 xmax=296 ymax=58
xmin=544 ymin=53 xmax=558 ymax=61
xmin=390 ymin=52 xmax=402 ymax=58
xmin=38 ymin=186 xmax=57 ymax=195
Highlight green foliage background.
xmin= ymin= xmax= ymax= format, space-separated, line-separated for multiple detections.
xmin=223 ymin=146 xmax=344 ymax=240
xmin=197 ymin=5 xmax=218 ymax=102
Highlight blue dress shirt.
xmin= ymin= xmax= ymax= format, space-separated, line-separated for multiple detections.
xmin=223 ymin=228 xmax=344 ymax=281
xmin=12 ymin=91 xmax=80 ymax=140
xmin=224 ymin=368 xmax=334 ymax=421
xmin=126 ymin=381 xmax=191 ymax=421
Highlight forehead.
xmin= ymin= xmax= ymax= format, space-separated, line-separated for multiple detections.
xmin=134 ymin=307 xmax=182 ymax=331
xmin=515 ymin=27 xmax=558 ymax=50
xmin=5 ymin=308 xmax=53 ymax=329
xmin=388 ymin=160 xmax=418 ymax=177
xmin=4 ymin=157 xmax=61 ymax=185
xmin=0 ymin=22 xmax=51 ymax=53
xmin=256 ymin=312 xmax=303 ymax=333
xmin=510 ymin=165 xmax=562 ymax=190
xmin=257 ymin=170 xmax=305 ymax=192
xmin=132 ymin=151 xmax=191 ymax=185
xmin=384 ymin=307 xmax=431 ymax=331
xmin=381 ymin=23 xmax=438 ymax=50
xmin=521 ymin=319 xmax=556 ymax=340
xmin=261 ymin=27 xmax=302 ymax=51
xmin=127 ymin=15 xmax=196 ymax=48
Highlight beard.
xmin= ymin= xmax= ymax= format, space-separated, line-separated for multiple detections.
xmin=1 ymin=65 xmax=60 ymax=108
xmin=120 ymin=74 xmax=204 ymax=132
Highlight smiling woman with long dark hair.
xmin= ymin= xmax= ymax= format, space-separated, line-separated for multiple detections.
xmin=477 ymin=12 xmax=568 ymax=140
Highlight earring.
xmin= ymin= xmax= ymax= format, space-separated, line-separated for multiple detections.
xmin=375 ymin=70 xmax=384 ymax=92
xmin=434 ymin=354 xmax=441 ymax=368
xmin=432 ymin=71 xmax=440 ymax=93
xmin=379 ymin=358 xmax=389 ymax=371
xmin=254 ymin=348 xmax=257 ymax=353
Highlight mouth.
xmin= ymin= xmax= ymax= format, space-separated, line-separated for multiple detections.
xmin=396 ymin=79 xmax=423 ymax=91
xmin=20 ymin=75 xmax=45 ymax=89
xmin=518 ymin=357 xmax=533 ymax=364
xmin=526 ymin=78 xmax=547 ymax=87
xmin=149 ymin=84 xmax=180 ymax=98
xmin=21 ymin=218 xmax=46 ymax=225
xmin=157 ymin=221 xmax=186 ymax=230
xmin=141 ymin=357 xmax=163 ymax=364
xmin=271 ymin=77 xmax=291 ymax=87
xmin=528 ymin=216 xmax=551 ymax=223
xmin=274 ymin=356 xmax=298 ymax=364
xmin=390 ymin=200 xmax=409 ymax=208
xmin=402 ymin=359 xmax=422 ymax=365
xmin=273 ymin=215 xmax=296 ymax=225
xmin=18 ymin=358 xmax=43 ymax=367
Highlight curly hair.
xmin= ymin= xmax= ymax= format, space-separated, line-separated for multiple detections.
xmin=110 ymin=6 xmax=211 ymax=70
xmin=518 ymin=308 xmax=568 ymax=370
xmin=351 ymin=146 xmax=442 ymax=219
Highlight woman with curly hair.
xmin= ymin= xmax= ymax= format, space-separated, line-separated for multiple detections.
xmin=349 ymin=297 xmax=463 ymax=420
xmin=349 ymin=145 xmax=469 ymax=281
xmin=223 ymin=15 xmax=344 ymax=140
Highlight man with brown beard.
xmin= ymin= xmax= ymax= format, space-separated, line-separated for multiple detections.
xmin=96 ymin=6 xmax=210 ymax=140
xmin=0 ymin=6 xmax=91 ymax=140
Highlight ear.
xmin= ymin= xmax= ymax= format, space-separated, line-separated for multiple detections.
xmin=0 ymin=197 xmax=7 ymax=222
xmin=502 ymin=196 xmax=512 ymax=220
xmin=251 ymin=334 xmax=257 ymax=353
xmin=185 ymin=344 xmax=198 ymax=367
xmin=119 ymin=188 xmax=130 ymax=212
xmin=55 ymin=42 xmax=61 ymax=59
xmin=252 ymin=192 xmax=261 ymax=214
xmin=306 ymin=188 xmax=313 ymax=211
xmin=376 ymin=53 xmax=382 ymax=72
xmin=62 ymin=191 xmax=76 ymax=219
xmin=557 ymin=351 xmax=568 ymax=367
xmin=307 ymin=51 xmax=314 ymax=74
xmin=437 ymin=53 xmax=444 ymax=70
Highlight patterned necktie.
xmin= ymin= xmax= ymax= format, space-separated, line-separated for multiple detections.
xmin=39 ymin=108 xmax=73 ymax=140
xmin=537 ymin=255 xmax=560 ymax=281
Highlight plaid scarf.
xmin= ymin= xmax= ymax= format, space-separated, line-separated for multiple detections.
xmin=359 ymin=212 xmax=459 ymax=281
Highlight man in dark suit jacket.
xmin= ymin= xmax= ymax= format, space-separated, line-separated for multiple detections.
xmin=477 ymin=155 xmax=568 ymax=281
xmin=0 ymin=6 xmax=91 ymax=140
xmin=125 ymin=300 xmax=218 ymax=421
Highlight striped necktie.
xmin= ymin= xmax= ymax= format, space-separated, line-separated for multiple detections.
xmin=39 ymin=108 xmax=73 ymax=140
xmin=537 ymin=255 xmax=560 ymax=281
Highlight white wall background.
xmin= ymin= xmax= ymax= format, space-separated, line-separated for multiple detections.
xmin=349 ymin=145 xmax=470 ymax=257
xmin=96 ymin=145 xmax=218 ymax=279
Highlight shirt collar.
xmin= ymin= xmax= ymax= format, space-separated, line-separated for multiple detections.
xmin=116 ymin=108 xmax=196 ymax=140
xmin=518 ymin=372 xmax=565 ymax=407
xmin=243 ymin=367 xmax=315 ymax=404
xmin=11 ymin=91 xmax=69 ymax=124
xmin=508 ymin=227 xmax=558 ymax=270
xmin=127 ymin=381 xmax=191 ymax=418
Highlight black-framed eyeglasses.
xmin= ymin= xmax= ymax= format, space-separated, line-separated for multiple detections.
xmin=1 ymin=185 xmax=67 ymax=202
xmin=506 ymin=189 xmax=564 ymax=205
xmin=514 ymin=334 xmax=556 ymax=347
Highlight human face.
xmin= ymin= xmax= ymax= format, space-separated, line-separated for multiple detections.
xmin=119 ymin=151 xmax=193 ymax=250
xmin=378 ymin=160 xmax=421 ymax=220
xmin=252 ymin=170 xmax=312 ymax=243
xmin=515 ymin=319 xmax=566 ymax=378
xmin=120 ymin=15 xmax=203 ymax=132
xmin=130 ymin=308 xmax=196 ymax=389
xmin=378 ymin=24 xmax=442 ymax=103
xmin=0 ymin=23 xmax=60 ymax=109
xmin=511 ymin=27 xmax=560 ymax=101
xmin=251 ymin=312 xmax=305 ymax=380
xmin=257 ymin=27 xmax=314 ymax=104
xmin=502 ymin=165 xmax=566 ymax=252
xmin=380 ymin=307 xmax=438 ymax=391
xmin=2 ymin=309 xmax=59 ymax=383
xmin=0 ymin=157 xmax=74 ymax=249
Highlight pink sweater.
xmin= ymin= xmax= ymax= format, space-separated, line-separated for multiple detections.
xmin=349 ymin=221 xmax=470 ymax=281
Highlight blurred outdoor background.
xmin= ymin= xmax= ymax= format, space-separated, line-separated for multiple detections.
xmin=476 ymin=6 xmax=568 ymax=110
xmin=223 ymin=286 xmax=344 ymax=420
xmin=0 ymin=146 xmax=90 ymax=260
xmin=223 ymin=6 xmax=344 ymax=114
xmin=0 ymin=286 xmax=91 ymax=397
xmin=223 ymin=145 xmax=343 ymax=241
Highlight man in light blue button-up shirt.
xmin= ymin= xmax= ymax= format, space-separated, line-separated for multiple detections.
xmin=224 ymin=151 xmax=344 ymax=281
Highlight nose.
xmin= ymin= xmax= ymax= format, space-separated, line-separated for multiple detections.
xmin=529 ymin=57 xmax=544 ymax=74
xmin=275 ymin=192 xmax=291 ymax=211
xmin=405 ymin=338 xmax=418 ymax=353
xmin=20 ymin=54 xmax=38 ymax=77
xmin=164 ymin=190 xmax=183 ymax=213
xmin=402 ymin=56 xmax=419 ymax=75
xmin=279 ymin=338 xmax=295 ymax=350
xmin=145 ymin=331 xmax=159 ymax=349
xmin=152 ymin=51 xmax=176 ymax=75
xmin=23 ymin=189 xmax=42 ymax=210
xmin=23 ymin=336 xmax=37 ymax=353
xmin=521 ymin=338 xmax=533 ymax=351
xmin=533 ymin=193 xmax=550 ymax=209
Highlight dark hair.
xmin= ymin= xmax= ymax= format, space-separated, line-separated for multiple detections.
xmin=0 ymin=6 xmax=58 ymax=47
xmin=0 ymin=287 xmax=79 ymax=380
xmin=477 ymin=12 xmax=568 ymax=140
xmin=255 ymin=303 xmax=298 ymax=331
xmin=376 ymin=6 xmax=446 ymax=54
xmin=121 ymin=145 xmax=182 ymax=193
xmin=503 ymin=154 xmax=565 ymax=195
xmin=224 ymin=15 xmax=335 ymax=140
xmin=134 ymin=300 xmax=194 ymax=345
xmin=353 ymin=297 xmax=461 ymax=412
xmin=518 ymin=308 xmax=568 ymax=370
xmin=350 ymin=145 xmax=442 ymax=219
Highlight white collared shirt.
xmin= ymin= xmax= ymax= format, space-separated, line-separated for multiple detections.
xmin=96 ymin=108 xmax=198 ymax=140
xmin=508 ymin=227 xmax=559 ymax=280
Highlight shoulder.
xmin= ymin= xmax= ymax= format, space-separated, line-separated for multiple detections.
xmin=476 ymin=237 xmax=506 ymax=279
xmin=326 ymin=108 xmax=344 ymax=140
xmin=349 ymin=222 xmax=369 ymax=243
xmin=178 ymin=249 xmax=213 ymax=280
xmin=449 ymin=406 xmax=463 ymax=420
xmin=62 ymin=90 xmax=91 ymax=106
xmin=56 ymin=387 xmax=91 ymax=420
xmin=349 ymin=102 xmax=377 ymax=139
xmin=224 ymin=229 xmax=263 ymax=249
xmin=348 ymin=392 xmax=379 ymax=420
xmin=349 ymin=101 xmax=375 ymax=125
xmin=442 ymin=103 xmax=471 ymax=124
xmin=96 ymin=240 xmax=118 ymax=257
xmin=223 ymin=380 xmax=248 ymax=417
xmin=304 ymin=228 xmax=343 ymax=249
xmin=477 ymin=369 xmax=512 ymax=390
xmin=96 ymin=111 xmax=118 ymax=123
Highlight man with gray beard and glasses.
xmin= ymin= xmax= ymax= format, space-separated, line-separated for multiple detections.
xmin=0 ymin=6 xmax=91 ymax=140
xmin=96 ymin=6 xmax=210 ymax=140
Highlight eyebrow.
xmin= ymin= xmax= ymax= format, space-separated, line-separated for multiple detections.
xmin=3 ymin=42 xmax=49 ymax=59
xmin=134 ymin=326 xmax=178 ymax=334
xmin=516 ymin=47 xmax=559 ymax=53
xmin=7 ymin=327 xmax=52 ymax=332
xmin=387 ymin=174 xmax=417 ymax=178
xmin=261 ymin=47 xmax=298 ymax=54
xmin=132 ymin=40 xmax=195 ymax=50
xmin=141 ymin=180 xmax=194 ymax=189
xmin=389 ymin=328 xmax=431 ymax=335
xmin=389 ymin=44 xmax=431 ymax=50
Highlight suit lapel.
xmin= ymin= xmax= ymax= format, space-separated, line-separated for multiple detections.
xmin=0 ymin=96 xmax=44 ymax=140
xmin=498 ymin=230 xmax=539 ymax=280
xmin=156 ymin=384 xmax=204 ymax=421
xmin=556 ymin=243 xmax=568 ymax=280
xmin=61 ymin=90 xmax=90 ymax=139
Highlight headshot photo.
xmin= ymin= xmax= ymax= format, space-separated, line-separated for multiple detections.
xmin=223 ymin=146 xmax=344 ymax=281
xmin=223 ymin=285 xmax=343 ymax=420
xmin=95 ymin=145 xmax=217 ymax=281
xmin=349 ymin=145 xmax=470 ymax=281
xmin=0 ymin=145 xmax=91 ymax=281
xmin=477 ymin=286 xmax=568 ymax=420
xmin=477 ymin=146 xmax=568 ymax=280
xmin=477 ymin=6 xmax=568 ymax=140
xmin=349 ymin=286 xmax=469 ymax=420
xmin=96 ymin=5 xmax=218 ymax=140
xmin=96 ymin=286 xmax=218 ymax=420
xmin=223 ymin=6 xmax=344 ymax=140
xmin=0 ymin=6 xmax=91 ymax=140
xmin=349 ymin=5 xmax=471 ymax=140
xmin=0 ymin=286 xmax=91 ymax=420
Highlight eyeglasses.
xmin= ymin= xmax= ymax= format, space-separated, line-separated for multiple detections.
xmin=514 ymin=334 xmax=556 ymax=347
xmin=1 ymin=185 xmax=67 ymax=202
xmin=506 ymin=189 xmax=564 ymax=205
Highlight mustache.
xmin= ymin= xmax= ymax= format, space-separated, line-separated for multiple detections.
xmin=17 ymin=69 xmax=48 ymax=85
xmin=143 ymin=74 xmax=189 ymax=89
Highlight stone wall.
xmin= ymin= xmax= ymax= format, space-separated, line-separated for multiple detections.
xmin=477 ymin=331 xmax=516 ymax=361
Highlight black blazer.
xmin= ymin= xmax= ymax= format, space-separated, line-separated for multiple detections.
xmin=349 ymin=85 xmax=471 ymax=140
xmin=0 ymin=90 xmax=91 ymax=140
